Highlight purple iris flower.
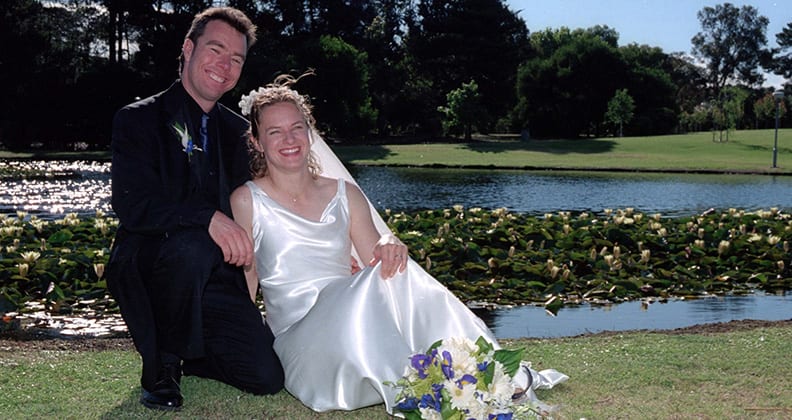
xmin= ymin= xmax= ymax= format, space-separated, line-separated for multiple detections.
xmin=431 ymin=384 xmax=444 ymax=411
xmin=478 ymin=361 xmax=489 ymax=371
xmin=396 ymin=397 xmax=419 ymax=411
xmin=419 ymin=393 xmax=441 ymax=412
xmin=411 ymin=354 xmax=432 ymax=379
xmin=489 ymin=413 xmax=514 ymax=420
xmin=455 ymin=374 xmax=478 ymax=389
xmin=441 ymin=350 xmax=454 ymax=379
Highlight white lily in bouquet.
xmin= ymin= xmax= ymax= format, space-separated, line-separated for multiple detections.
xmin=389 ymin=336 xmax=547 ymax=420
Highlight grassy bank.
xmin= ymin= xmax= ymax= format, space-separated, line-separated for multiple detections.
xmin=1 ymin=322 xmax=790 ymax=419
xmin=333 ymin=129 xmax=792 ymax=174
xmin=2 ymin=129 xmax=791 ymax=174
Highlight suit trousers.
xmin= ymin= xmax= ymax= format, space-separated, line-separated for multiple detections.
xmin=108 ymin=227 xmax=284 ymax=394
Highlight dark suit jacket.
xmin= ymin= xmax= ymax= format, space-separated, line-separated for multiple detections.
xmin=110 ymin=80 xmax=250 ymax=236
xmin=106 ymin=81 xmax=250 ymax=364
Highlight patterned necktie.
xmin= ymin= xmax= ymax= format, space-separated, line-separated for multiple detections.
xmin=200 ymin=114 xmax=209 ymax=154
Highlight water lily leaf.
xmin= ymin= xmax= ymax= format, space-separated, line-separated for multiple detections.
xmin=47 ymin=229 xmax=74 ymax=245
xmin=545 ymin=281 xmax=565 ymax=295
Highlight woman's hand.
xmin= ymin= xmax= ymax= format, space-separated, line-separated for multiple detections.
xmin=369 ymin=234 xmax=408 ymax=279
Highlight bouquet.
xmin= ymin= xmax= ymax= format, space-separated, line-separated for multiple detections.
xmin=390 ymin=336 xmax=543 ymax=420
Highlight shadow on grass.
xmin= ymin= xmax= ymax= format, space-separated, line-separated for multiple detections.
xmin=332 ymin=139 xmax=619 ymax=160
xmin=738 ymin=141 xmax=792 ymax=155
xmin=331 ymin=144 xmax=395 ymax=162
xmin=462 ymin=138 xmax=618 ymax=155
xmin=99 ymin=387 xmax=148 ymax=420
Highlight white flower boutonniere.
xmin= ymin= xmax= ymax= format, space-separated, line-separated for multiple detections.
xmin=173 ymin=121 xmax=202 ymax=161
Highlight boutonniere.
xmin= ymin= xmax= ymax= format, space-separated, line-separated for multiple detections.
xmin=172 ymin=121 xmax=203 ymax=161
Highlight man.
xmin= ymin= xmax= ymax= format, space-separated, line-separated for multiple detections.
xmin=107 ymin=7 xmax=283 ymax=411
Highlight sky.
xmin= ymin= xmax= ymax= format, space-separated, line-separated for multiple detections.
xmin=505 ymin=0 xmax=791 ymax=88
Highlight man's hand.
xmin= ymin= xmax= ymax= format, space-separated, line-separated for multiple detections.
xmin=208 ymin=211 xmax=254 ymax=267
xmin=370 ymin=234 xmax=408 ymax=279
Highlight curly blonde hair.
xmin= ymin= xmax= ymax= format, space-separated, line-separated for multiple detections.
xmin=243 ymin=72 xmax=321 ymax=178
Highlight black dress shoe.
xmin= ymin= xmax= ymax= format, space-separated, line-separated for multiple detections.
xmin=140 ymin=364 xmax=183 ymax=411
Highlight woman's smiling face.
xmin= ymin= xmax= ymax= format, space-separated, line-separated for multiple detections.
xmin=255 ymin=102 xmax=311 ymax=172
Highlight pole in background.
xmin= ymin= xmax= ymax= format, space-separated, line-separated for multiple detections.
xmin=772 ymin=90 xmax=785 ymax=168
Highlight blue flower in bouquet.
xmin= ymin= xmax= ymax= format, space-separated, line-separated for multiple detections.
xmin=390 ymin=336 xmax=542 ymax=420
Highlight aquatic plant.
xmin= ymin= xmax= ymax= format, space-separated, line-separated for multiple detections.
xmin=0 ymin=207 xmax=790 ymax=315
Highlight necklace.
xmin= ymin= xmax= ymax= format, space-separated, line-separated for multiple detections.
xmin=264 ymin=177 xmax=304 ymax=205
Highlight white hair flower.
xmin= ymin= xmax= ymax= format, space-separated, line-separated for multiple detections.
xmin=238 ymin=87 xmax=267 ymax=116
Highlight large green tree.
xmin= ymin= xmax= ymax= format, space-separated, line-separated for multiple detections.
xmin=514 ymin=27 xmax=628 ymax=138
xmin=360 ymin=0 xmax=416 ymax=136
xmin=406 ymin=0 xmax=530 ymax=134
xmin=691 ymin=3 xmax=771 ymax=96
xmin=294 ymin=36 xmax=377 ymax=139
xmin=618 ymin=44 xmax=679 ymax=135
xmin=771 ymin=22 xmax=792 ymax=80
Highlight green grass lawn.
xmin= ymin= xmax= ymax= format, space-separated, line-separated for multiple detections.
xmin=2 ymin=323 xmax=790 ymax=419
xmin=332 ymin=129 xmax=792 ymax=174
xmin=3 ymin=129 xmax=791 ymax=174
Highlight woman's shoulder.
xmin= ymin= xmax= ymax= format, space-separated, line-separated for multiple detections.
xmin=230 ymin=181 xmax=255 ymax=206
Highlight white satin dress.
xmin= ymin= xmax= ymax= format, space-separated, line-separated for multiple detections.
xmin=245 ymin=179 xmax=497 ymax=413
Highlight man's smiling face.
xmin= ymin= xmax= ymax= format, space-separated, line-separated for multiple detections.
xmin=181 ymin=19 xmax=247 ymax=112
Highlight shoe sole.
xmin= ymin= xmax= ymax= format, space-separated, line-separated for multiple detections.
xmin=140 ymin=398 xmax=183 ymax=411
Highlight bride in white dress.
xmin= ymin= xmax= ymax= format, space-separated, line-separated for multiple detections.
xmin=230 ymin=76 xmax=566 ymax=414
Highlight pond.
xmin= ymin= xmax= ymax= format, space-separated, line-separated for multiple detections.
xmin=3 ymin=160 xmax=792 ymax=219
xmin=351 ymin=166 xmax=792 ymax=217
xmin=1 ymin=160 xmax=790 ymax=337
xmin=476 ymin=293 xmax=791 ymax=338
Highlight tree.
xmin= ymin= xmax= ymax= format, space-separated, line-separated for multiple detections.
xmin=754 ymin=92 xmax=787 ymax=128
xmin=618 ymin=44 xmax=679 ymax=135
xmin=438 ymin=80 xmax=486 ymax=140
xmin=605 ymin=89 xmax=635 ymax=137
xmin=361 ymin=0 xmax=414 ymax=136
xmin=406 ymin=0 xmax=530 ymax=133
xmin=294 ymin=35 xmax=377 ymax=139
xmin=771 ymin=22 xmax=792 ymax=79
xmin=514 ymin=27 xmax=628 ymax=138
xmin=710 ymin=85 xmax=750 ymax=142
xmin=665 ymin=53 xmax=709 ymax=117
xmin=691 ymin=3 xmax=771 ymax=96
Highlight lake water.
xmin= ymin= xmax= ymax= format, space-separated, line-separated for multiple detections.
xmin=3 ymin=160 xmax=792 ymax=219
xmin=476 ymin=293 xmax=791 ymax=338
xmin=1 ymin=160 xmax=790 ymax=337
xmin=351 ymin=166 xmax=792 ymax=217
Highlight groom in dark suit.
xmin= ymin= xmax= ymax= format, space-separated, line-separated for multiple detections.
xmin=107 ymin=7 xmax=283 ymax=411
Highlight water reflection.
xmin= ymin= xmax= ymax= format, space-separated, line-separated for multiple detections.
xmin=0 ymin=160 xmax=112 ymax=218
xmin=479 ymin=293 xmax=791 ymax=339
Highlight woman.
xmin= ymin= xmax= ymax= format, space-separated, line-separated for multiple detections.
xmin=230 ymin=76 xmax=566 ymax=414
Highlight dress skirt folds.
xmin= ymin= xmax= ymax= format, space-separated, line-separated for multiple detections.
xmin=245 ymin=179 xmax=496 ymax=412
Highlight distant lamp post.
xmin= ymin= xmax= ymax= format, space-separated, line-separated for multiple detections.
xmin=772 ymin=89 xmax=785 ymax=168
